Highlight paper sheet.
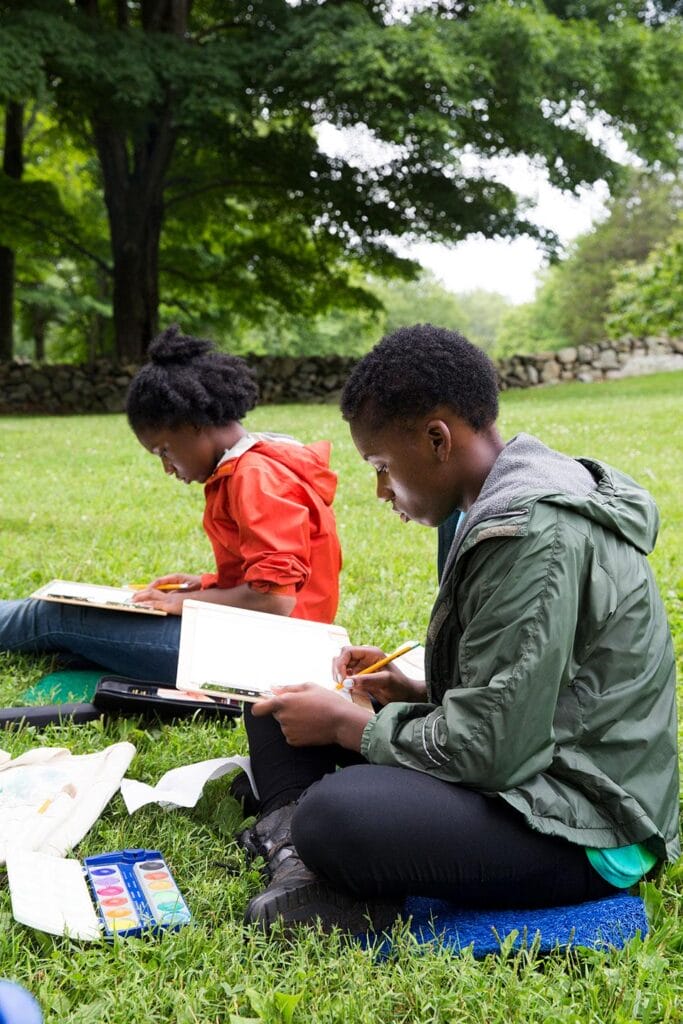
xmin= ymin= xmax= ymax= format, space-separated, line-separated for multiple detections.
xmin=6 ymin=851 xmax=101 ymax=941
xmin=31 ymin=579 xmax=166 ymax=616
xmin=120 ymin=755 xmax=256 ymax=813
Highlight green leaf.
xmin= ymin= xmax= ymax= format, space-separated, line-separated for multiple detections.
xmin=273 ymin=991 xmax=304 ymax=1024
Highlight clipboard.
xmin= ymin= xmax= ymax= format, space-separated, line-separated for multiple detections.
xmin=31 ymin=580 xmax=167 ymax=616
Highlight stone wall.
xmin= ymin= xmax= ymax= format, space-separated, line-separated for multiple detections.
xmin=0 ymin=336 xmax=681 ymax=415
xmin=496 ymin=334 xmax=683 ymax=389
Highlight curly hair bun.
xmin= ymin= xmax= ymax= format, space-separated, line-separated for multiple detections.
xmin=148 ymin=324 xmax=214 ymax=366
xmin=127 ymin=324 xmax=259 ymax=431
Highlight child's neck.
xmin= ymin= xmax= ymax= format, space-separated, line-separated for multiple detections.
xmin=208 ymin=422 xmax=248 ymax=465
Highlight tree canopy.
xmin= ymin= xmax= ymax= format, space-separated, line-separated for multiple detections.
xmin=494 ymin=173 xmax=683 ymax=355
xmin=1 ymin=0 xmax=683 ymax=361
xmin=607 ymin=219 xmax=683 ymax=339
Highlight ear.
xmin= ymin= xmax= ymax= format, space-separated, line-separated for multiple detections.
xmin=426 ymin=419 xmax=452 ymax=463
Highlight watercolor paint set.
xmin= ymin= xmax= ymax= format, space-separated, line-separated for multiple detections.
xmin=85 ymin=848 xmax=191 ymax=937
xmin=7 ymin=847 xmax=191 ymax=941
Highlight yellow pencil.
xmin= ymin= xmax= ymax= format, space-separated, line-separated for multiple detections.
xmin=127 ymin=583 xmax=192 ymax=592
xmin=336 ymin=641 xmax=420 ymax=689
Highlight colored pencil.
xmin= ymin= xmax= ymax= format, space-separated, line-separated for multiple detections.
xmin=127 ymin=583 xmax=192 ymax=592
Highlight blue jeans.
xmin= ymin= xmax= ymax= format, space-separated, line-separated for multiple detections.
xmin=0 ymin=599 xmax=181 ymax=683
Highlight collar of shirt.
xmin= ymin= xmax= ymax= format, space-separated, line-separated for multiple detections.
xmin=205 ymin=432 xmax=303 ymax=485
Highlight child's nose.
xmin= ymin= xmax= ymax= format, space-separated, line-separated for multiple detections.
xmin=161 ymin=455 xmax=174 ymax=475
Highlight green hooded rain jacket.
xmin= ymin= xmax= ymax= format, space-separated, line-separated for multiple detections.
xmin=360 ymin=433 xmax=680 ymax=861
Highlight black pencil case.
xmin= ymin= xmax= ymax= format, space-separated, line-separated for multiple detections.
xmin=93 ymin=676 xmax=241 ymax=722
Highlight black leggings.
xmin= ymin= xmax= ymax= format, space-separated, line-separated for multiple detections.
xmin=245 ymin=708 xmax=618 ymax=908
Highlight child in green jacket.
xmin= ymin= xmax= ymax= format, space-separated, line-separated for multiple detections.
xmin=239 ymin=324 xmax=679 ymax=934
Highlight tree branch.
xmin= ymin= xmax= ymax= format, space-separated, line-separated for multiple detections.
xmin=192 ymin=20 xmax=243 ymax=43
xmin=165 ymin=177 xmax=273 ymax=208
xmin=159 ymin=264 xmax=227 ymax=285
xmin=162 ymin=295 xmax=195 ymax=316
xmin=1 ymin=207 xmax=111 ymax=273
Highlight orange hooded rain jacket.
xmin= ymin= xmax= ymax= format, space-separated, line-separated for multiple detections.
xmin=200 ymin=435 xmax=341 ymax=624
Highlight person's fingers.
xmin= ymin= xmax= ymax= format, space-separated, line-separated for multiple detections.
xmin=252 ymin=694 xmax=283 ymax=717
xmin=332 ymin=648 xmax=355 ymax=681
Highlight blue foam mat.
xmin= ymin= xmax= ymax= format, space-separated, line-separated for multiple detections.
xmin=398 ymin=894 xmax=648 ymax=957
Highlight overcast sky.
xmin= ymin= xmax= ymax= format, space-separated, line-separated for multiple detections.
xmin=402 ymin=162 xmax=611 ymax=304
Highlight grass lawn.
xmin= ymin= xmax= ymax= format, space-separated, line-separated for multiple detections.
xmin=0 ymin=370 xmax=681 ymax=1023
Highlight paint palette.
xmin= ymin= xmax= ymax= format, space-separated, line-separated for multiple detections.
xmin=84 ymin=848 xmax=191 ymax=938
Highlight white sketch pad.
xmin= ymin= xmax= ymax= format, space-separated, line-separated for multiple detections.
xmin=176 ymin=600 xmax=350 ymax=696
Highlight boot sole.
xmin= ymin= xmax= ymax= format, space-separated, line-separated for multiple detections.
xmin=245 ymin=879 xmax=401 ymax=935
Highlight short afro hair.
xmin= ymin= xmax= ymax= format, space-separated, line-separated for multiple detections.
xmin=126 ymin=324 xmax=259 ymax=433
xmin=340 ymin=324 xmax=499 ymax=431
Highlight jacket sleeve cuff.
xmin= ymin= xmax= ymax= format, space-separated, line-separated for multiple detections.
xmin=359 ymin=714 xmax=379 ymax=761
xmin=200 ymin=573 xmax=219 ymax=589
xmin=248 ymin=580 xmax=297 ymax=596
xmin=243 ymin=553 xmax=310 ymax=593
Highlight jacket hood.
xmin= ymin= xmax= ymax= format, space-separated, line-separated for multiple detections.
xmin=451 ymin=433 xmax=659 ymax=561
xmin=208 ymin=432 xmax=337 ymax=506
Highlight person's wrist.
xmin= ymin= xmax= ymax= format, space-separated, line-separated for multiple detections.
xmin=333 ymin=701 xmax=373 ymax=751
xmin=411 ymin=679 xmax=428 ymax=701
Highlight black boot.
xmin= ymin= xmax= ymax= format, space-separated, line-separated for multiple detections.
xmin=240 ymin=804 xmax=402 ymax=935
xmin=237 ymin=801 xmax=296 ymax=864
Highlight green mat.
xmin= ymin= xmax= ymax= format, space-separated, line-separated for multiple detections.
xmin=22 ymin=670 xmax=102 ymax=704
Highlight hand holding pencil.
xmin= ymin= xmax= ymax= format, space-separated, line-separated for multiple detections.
xmin=333 ymin=642 xmax=428 ymax=707
xmin=129 ymin=573 xmax=202 ymax=593
xmin=129 ymin=573 xmax=202 ymax=614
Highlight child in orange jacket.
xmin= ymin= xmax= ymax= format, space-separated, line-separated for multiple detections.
xmin=128 ymin=326 xmax=341 ymax=624
xmin=0 ymin=326 xmax=341 ymax=682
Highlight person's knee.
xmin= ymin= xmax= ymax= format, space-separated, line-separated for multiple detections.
xmin=0 ymin=598 xmax=43 ymax=649
xmin=292 ymin=770 xmax=365 ymax=874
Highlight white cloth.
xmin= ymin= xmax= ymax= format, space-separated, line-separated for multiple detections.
xmin=0 ymin=742 xmax=135 ymax=862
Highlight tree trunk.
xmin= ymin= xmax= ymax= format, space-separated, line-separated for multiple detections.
xmin=86 ymin=267 xmax=111 ymax=364
xmin=95 ymin=124 xmax=174 ymax=363
xmin=33 ymin=310 xmax=47 ymax=362
xmin=81 ymin=0 xmax=189 ymax=363
xmin=0 ymin=102 xmax=24 ymax=362
xmin=0 ymin=247 xmax=14 ymax=361
xmin=109 ymin=204 xmax=164 ymax=363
